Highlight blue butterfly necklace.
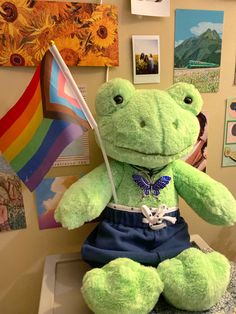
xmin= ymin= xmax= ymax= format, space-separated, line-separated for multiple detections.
xmin=131 ymin=165 xmax=171 ymax=197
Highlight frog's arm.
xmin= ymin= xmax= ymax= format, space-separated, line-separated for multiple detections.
xmin=55 ymin=160 xmax=124 ymax=229
xmin=172 ymin=159 xmax=236 ymax=225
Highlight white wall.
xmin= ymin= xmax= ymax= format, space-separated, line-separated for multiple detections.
xmin=0 ymin=0 xmax=235 ymax=313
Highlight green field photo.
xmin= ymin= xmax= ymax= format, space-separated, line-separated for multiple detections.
xmin=135 ymin=53 xmax=159 ymax=75
xmin=174 ymin=67 xmax=220 ymax=93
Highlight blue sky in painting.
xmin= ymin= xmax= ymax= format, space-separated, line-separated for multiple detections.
xmin=175 ymin=9 xmax=224 ymax=47
xmin=35 ymin=178 xmax=54 ymax=215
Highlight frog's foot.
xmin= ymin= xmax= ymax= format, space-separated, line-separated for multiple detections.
xmin=157 ymin=247 xmax=231 ymax=311
xmin=81 ymin=257 xmax=164 ymax=314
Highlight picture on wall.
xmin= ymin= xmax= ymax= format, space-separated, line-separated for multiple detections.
xmin=131 ymin=0 xmax=170 ymax=17
xmin=53 ymin=85 xmax=90 ymax=167
xmin=184 ymin=112 xmax=208 ymax=173
xmin=0 ymin=156 xmax=26 ymax=232
xmin=35 ymin=175 xmax=80 ymax=230
xmin=222 ymin=98 xmax=236 ymax=167
xmin=174 ymin=9 xmax=224 ymax=93
xmin=53 ymin=133 xmax=89 ymax=167
xmin=0 ymin=2 xmax=118 ymax=67
xmin=234 ymin=58 xmax=236 ymax=85
xmin=132 ymin=35 xmax=160 ymax=84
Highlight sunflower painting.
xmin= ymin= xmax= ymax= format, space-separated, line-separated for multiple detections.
xmin=0 ymin=1 xmax=119 ymax=66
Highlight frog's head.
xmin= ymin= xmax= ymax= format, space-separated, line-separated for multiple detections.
xmin=95 ymin=78 xmax=203 ymax=168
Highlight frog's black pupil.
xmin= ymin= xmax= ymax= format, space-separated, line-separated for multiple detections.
xmin=114 ymin=95 xmax=123 ymax=104
xmin=184 ymin=96 xmax=193 ymax=104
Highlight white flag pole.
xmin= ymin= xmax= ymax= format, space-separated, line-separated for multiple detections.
xmin=49 ymin=41 xmax=118 ymax=203
xmin=49 ymin=42 xmax=96 ymax=129
xmin=105 ymin=66 xmax=110 ymax=82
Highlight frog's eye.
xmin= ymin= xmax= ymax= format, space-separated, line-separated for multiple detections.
xmin=167 ymin=82 xmax=203 ymax=115
xmin=113 ymin=95 xmax=123 ymax=105
xmin=96 ymin=78 xmax=135 ymax=116
xmin=184 ymin=96 xmax=193 ymax=105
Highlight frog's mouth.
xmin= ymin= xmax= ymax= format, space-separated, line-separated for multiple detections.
xmin=101 ymin=139 xmax=195 ymax=167
xmin=114 ymin=143 xmax=193 ymax=158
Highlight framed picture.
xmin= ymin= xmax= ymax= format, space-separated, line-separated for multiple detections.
xmin=174 ymin=9 xmax=224 ymax=93
xmin=234 ymin=57 xmax=236 ymax=85
xmin=131 ymin=0 xmax=170 ymax=17
xmin=132 ymin=35 xmax=160 ymax=84
xmin=222 ymin=98 xmax=236 ymax=167
xmin=0 ymin=2 xmax=118 ymax=67
xmin=0 ymin=156 xmax=26 ymax=232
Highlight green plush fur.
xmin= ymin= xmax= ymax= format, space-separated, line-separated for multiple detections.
xmin=158 ymin=248 xmax=231 ymax=311
xmin=55 ymin=161 xmax=123 ymax=229
xmin=173 ymin=160 xmax=236 ymax=225
xmin=96 ymin=81 xmax=201 ymax=168
xmin=82 ymin=258 xmax=164 ymax=314
xmin=55 ymin=78 xmax=236 ymax=313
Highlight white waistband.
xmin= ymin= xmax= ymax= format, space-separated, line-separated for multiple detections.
xmin=107 ymin=203 xmax=178 ymax=230
xmin=107 ymin=202 xmax=178 ymax=214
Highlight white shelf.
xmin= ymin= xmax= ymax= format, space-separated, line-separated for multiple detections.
xmin=38 ymin=234 xmax=210 ymax=314
xmin=38 ymin=252 xmax=92 ymax=314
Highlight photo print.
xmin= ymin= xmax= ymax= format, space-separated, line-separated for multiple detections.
xmin=222 ymin=98 xmax=236 ymax=167
xmin=174 ymin=9 xmax=224 ymax=93
xmin=132 ymin=35 xmax=160 ymax=84
xmin=131 ymin=0 xmax=170 ymax=17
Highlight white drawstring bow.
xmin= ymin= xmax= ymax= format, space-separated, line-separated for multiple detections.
xmin=141 ymin=204 xmax=177 ymax=230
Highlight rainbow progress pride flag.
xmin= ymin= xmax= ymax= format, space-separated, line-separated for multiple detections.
xmin=0 ymin=51 xmax=91 ymax=191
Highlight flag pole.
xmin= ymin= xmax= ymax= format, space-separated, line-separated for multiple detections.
xmin=49 ymin=41 xmax=118 ymax=203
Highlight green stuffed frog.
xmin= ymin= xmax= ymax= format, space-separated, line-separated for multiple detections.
xmin=55 ymin=79 xmax=236 ymax=314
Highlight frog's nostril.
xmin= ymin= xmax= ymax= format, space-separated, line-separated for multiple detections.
xmin=140 ymin=120 xmax=146 ymax=128
xmin=172 ymin=119 xmax=179 ymax=129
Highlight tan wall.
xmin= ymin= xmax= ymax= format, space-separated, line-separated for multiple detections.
xmin=0 ymin=0 xmax=236 ymax=313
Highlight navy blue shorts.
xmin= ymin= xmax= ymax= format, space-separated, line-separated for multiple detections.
xmin=81 ymin=206 xmax=191 ymax=267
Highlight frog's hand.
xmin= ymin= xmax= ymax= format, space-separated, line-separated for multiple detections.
xmin=55 ymin=161 xmax=124 ymax=229
xmin=172 ymin=160 xmax=236 ymax=225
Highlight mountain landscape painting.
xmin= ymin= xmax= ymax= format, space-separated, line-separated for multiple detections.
xmin=174 ymin=9 xmax=224 ymax=93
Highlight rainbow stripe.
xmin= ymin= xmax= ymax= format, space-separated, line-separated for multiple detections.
xmin=0 ymin=51 xmax=90 ymax=191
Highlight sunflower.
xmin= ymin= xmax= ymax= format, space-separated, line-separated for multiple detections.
xmin=78 ymin=51 xmax=112 ymax=67
xmin=68 ymin=3 xmax=95 ymax=21
xmin=0 ymin=38 xmax=4 ymax=59
xmin=89 ymin=18 xmax=116 ymax=49
xmin=54 ymin=36 xmax=82 ymax=66
xmin=91 ymin=5 xmax=118 ymax=22
xmin=104 ymin=39 xmax=119 ymax=66
xmin=54 ymin=19 xmax=77 ymax=39
xmin=33 ymin=2 xmax=70 ymax=22
xmin=0 ymin=0 xmax=33 ymax=37
xmin=0 ymin=38 xmax=33 ymax=66
xmin=24 ymin=12 xmax=56 ymax=62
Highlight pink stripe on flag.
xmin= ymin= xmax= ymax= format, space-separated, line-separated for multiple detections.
xmin=25 ymin=124 xmax=83 ymax=191
xmin=58 ymin=71 xmax=83 ymax=110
